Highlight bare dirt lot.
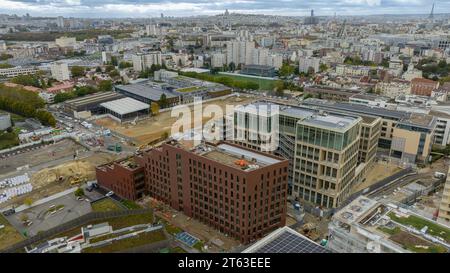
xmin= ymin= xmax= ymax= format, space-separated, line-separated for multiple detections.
xmin=352 ymin=161 xmax=403 ymax=193
xmin=0 ymin=139 xmax=86 ymax=175
xmin=0 ymin=152 xmax=118 ymax=209
xmin=95 ymin=95 xmax=257 ymax=145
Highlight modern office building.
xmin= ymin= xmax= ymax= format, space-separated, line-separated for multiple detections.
xmin=240 ymin=64 xmax=275 ymax=77
xmin=136 ymin=140 xmax=289 ymax=244
xmin=303 ymin=99 xmax=436 ymax=164
xmin=132 ymin=52 xmax=162 ymax=72
xmin=50 ymin=61 xmax=70 ymax=81
xmin=233 ymin=102 xmax=365 ymax=210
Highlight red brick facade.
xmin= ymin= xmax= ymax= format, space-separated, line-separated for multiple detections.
xmin=96 ymin=159 xmax=145 ymax=201
xmin=410 ymin=78 xmax=439 ymax=96
xmin=142 ymin=141 xmax=289 ymax=244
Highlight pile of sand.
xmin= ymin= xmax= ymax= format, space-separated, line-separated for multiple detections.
xmin=30 ymin=160 xmax=96 ymax=188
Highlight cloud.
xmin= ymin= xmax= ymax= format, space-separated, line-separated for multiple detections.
xmin=0 ymin=0 xmax=446 ymax=17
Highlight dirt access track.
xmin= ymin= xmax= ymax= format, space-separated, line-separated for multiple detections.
xmin=95 ymin=95 xmax=257 ymax=145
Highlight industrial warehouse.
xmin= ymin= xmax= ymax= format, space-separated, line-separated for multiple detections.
xmin=100 ymin=97 xmax=150 ymax=122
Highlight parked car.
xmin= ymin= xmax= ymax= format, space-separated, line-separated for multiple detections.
xmin=2 ymin=208 xmax=15 ymax=216
xmin=105 ymin=191 xmax=114 ymax=197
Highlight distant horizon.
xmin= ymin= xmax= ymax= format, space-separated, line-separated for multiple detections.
xmin=0 ymin=0 xmax=448 ymax=19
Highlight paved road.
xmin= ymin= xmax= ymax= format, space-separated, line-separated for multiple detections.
xmin=6 ymin=192 xmax=92 ymax=237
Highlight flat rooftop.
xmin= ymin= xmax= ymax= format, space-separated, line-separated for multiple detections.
xmin=304 ymin=98 xmax=409 ymax=120
xmin=200 ymin=143 xmax=283 ymax=171
xmin=100 ymin=97 xmax=149 ymax=116
xmin=115 ymin=81 xmax=178 ymax=101
xmin=64 ymin=91 xmax=123 ymax=106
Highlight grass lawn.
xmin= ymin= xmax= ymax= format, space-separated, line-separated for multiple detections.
xmin=27 ymin=211 xmax=154 ymax=251
xmin=91 ymin=198 xmax=124 ymax=212
xmin=83 ymin=229 xmax=166 ymax=253
xmin=176 ymin=86 xmax=203 ymax=93
xmin=120 ymin=200 xmax=142 ymax=210
xmin=378 ymin=226 xmax=401 ymax=236
xmin=211 ymin=73 xmax=277 ymax=90
xmin=165 ymin=224 xmax=183 ymax=235
xmin=170 ymin=246 xmax=187 ymax=253
xmin=0 ymin=215 xmax=24 ymax=250
xmin=388 ymin=212 xmax=450 ymax=243
xmin=389 ymin=230 xmax=448 ymax=253
xmin=193 ymin=241 xmax=204 ymax=252
xmin=0 ymin=131 xmax=19 ymax=150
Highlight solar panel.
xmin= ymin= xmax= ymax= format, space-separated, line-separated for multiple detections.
xmin=254 ymin=231 xmax=329 ymax=253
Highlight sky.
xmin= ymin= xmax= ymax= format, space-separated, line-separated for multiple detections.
xmin=0 ymin=0 xmax=447 ymax=18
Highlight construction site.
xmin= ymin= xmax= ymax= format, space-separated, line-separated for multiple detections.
xmin=94 ymin=94 xmax=257 ymax=146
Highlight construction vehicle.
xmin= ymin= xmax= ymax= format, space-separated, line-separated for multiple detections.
xmin=69 ymin=175 xmax=86 ymax=186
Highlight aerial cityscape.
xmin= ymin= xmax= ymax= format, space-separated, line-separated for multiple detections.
xmin=1 ymin=0 xmax=450 ymax=257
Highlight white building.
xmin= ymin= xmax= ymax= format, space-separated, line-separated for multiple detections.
xmin=225 ymin=40 xmax=255 ymax=66
xmin=56 ymin=16 xmax=64 ymax=28
xmin=132 ymin=52 xmax=162 ymax=72
xmin=252 ymin=48 xmax=269 ymax=66
xmin=402 ymin=63 xmax=423 ymax=82
xmin=55 ymin=36 xmax=76 ymax=48
xmin=0 ymin=66 xmax=39 ymax=78
xmin=299 ymin=56 xmax=320 ymax=74
xmin=0 ymin=40 xmax=6 ymax=51
xmin=211 ymin=53 xmax=226 ymax=68
xmin=145 ymin=24 xmax=158 ymax=36
xmin=50 ymin=61 xmax=70 ymax=81
xmin=267 ymin=54 xmax=283 ymax=69
xmin=375 ymin=81 xmax=411 ymax=98
xmin=154 ymin=69 xmax=178 ymax=81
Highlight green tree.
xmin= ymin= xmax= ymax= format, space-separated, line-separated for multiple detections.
xmin=70 ymin=66 xmax=85 ymax=78
xmin=109 ymin=69 xmax=120 ymax=78
xmin=279 ymin=64 xmax=295 ymax=77
xmin=118 ymin=61 xmax=132 ymax=69
xmin=98 ymin=80 xmax=112 ymax=91
xmin=158 ymin=94 xmax=168 ymax=108
xmin=74 ymin=188 xmax=84 ymax=197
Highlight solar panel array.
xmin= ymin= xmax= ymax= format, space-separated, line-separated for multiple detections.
xmin=254 ymin=231 xmax=330 ymax=253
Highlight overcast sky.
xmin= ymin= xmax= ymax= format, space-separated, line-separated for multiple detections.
xmin=0 ymin=0 xmax=446 ymax=18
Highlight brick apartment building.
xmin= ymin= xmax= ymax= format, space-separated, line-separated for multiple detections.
xmin=96 ymin=157 xmax=146 ymax=201
xmin=96 ymin=140 xmax=289 ymax=244
xmin=410 ymin=78 xmax=439 ymax=96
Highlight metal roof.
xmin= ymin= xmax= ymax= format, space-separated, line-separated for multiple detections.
xmin=100 ymin=97 xmax=149 ymax=116
xmin=115 ymin=82 xmax=178 ymax=101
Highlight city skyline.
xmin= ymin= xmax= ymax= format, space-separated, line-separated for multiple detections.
xmin=0 ymin=0 xmax=448 ymax=18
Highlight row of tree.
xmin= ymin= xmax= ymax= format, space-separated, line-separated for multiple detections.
xmin=179 ymin=71 xmax=260 ymax=90
xmin=53 ymin=81 xmax=112 ymax=103
xmin=0 ymin=89 xmax=56 ymax=127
